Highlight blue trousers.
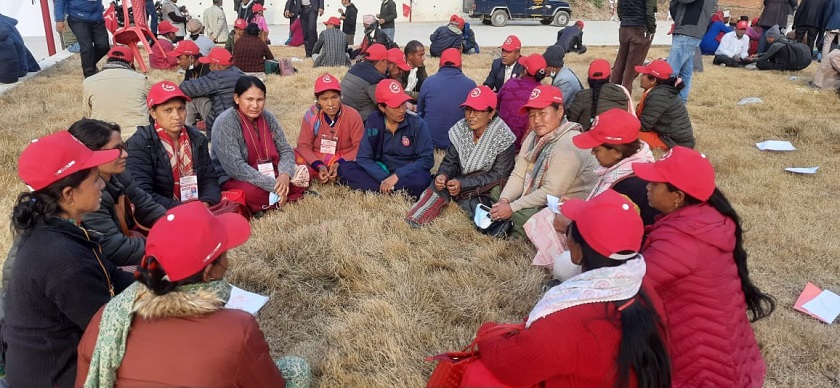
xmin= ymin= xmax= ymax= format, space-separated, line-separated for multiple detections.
xmin=337 ymin=162 xmax=431 ymax=199
xmin=666 ymin=34 xmax=701 ymax=103
xmin=146 ymin=0 xmax=158 ymax=35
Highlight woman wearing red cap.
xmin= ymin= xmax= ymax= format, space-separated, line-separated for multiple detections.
xmin=295 ymin=73 xmax=364 ymax=183
xmin=567 ymin=59 xmax=634 ymax=131
xmin=635 ymin=60 xmax=695 ymax=150
xmin=150 ymin=21 xmax=181 ymax=70
xmin=248 ymin=3 xmax=270 ymax=42
xmin=632 ymin=146 xmax=775 ymax=387
xmin=126 ymin=81 xmax=222 ymax=211
xmin=473 ymin=190 xmax=671 ymax=387
xmin=405 ymin=86 xmax=516 ymax=225
xmin=213 ymin=76 xmax=308 ymax=213
xmin=490 ymin=85 xmax=598 ymax=238
xmin=76 ymin=202 xmax=311 ymax=387
xmin=2 ymin=131 xmax=134 ymax=387
xmin=497 ymin=53 xmax=549 ymax=151
xmin=526 ymin=109 xmax=657 ymax=278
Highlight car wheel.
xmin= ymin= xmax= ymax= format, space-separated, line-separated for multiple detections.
xmin=540 ymin=19 xmax=552 ymax=25
xmin=553 ymin=11 xmax=570 ymax=27
xmin=491 ymin=9 xmax=508 ymax=27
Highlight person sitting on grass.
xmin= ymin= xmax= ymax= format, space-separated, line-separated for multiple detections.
xmin=462 ymin=20 xmax=479 ymax=55
xmin=313 ymin=17 xmax=351 ymax=68
xmin=400 ymin=40 xmax=429 ymax=102
xmin=233 ymin=23 xmax=274 ymax=74
xmin=185 ymin=18 xmax=216 ymax=56
xmin=180 ymin=47 xmax=246 ymax=139
xmin=811 ymin=49 xmax=840 ymax=89
xmin=489 ymin=85 xmax=598 ymax=238
xmin=525 ymin=109 xmax=657 ymax=279
xmin=126 ymin=81 xmax=221 ymax=210
xmin=417 ymin=48 xmax=477 ymax=151
xmin=2 ymin=131 xmax=133 ymax=387
xmin=566 ymin=59 xmax=633 ymax=131
xmin=632 ymin=146 xmax=776 ymax=387
xmin=213 ymin=76 xmax=307 ymax=213
xmin=700 ymin=11 xmax=733 ymax=55
xmin=82 ymin=46 xmax=150 ymax=141
xmin=170 ymin=40 xmax=209 ymax=81
xmin=714 ymin=20 xmax=751 ymax=67
xmin=340 ymin=44 xmax=390 ymax=121
xmin=150 ymin=21 xmax=181 ymax=70
xmin=386 ymin=47 xmax=411 ymax=83
xmin=405 ymin=86 xmax=516 ymax=226
xmin=76 ymin=202 xmax=311 ymax=387
xmin=295 ymin=73 xmax=364 ymax=184
xmin=474 ymin=190 xmax=670 ymax=387
xmin=483 ymin=35 xmax=524 ymax=92
xmin=554 ymin=20 xmax=588 ymax=54
xmin=635 ymin=60 xmax=695 ymax=150
xmin=338 ymin=79 xmax=434 ymax=199
xmin=70 ymin=119 xmax=166 ymax=267
xmin=351 ymin=15 xmax=393 ymax=60
xmin=543 ymin=45 xmax=583 ymax=109
xmin=745 ymin=25 xmax=813 ymax=71
xmin=428 ymin=15 xmax=464 ymax=58
xmin=497 ymin=53 xmax=548 ymax=151
xmin=225 ymin=18 xmax=247 ymax=54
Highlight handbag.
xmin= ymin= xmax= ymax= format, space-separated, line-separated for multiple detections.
xmin=426 ymin=323 xmax=525 ymax=388
xmin=115 ymin=194 xmax=151 ymax=237
xmin=209 ymin=189 xmax=251 ymax=219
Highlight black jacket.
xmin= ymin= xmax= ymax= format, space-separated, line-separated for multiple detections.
xmin=2 ymin=218 xmax=132 ymax=388
xmin=483 ymin=58 xmax=525 ymax=92
xmin=555 ymin=25 xmax=587 ymax=54
xmin=379 ymin=0 xmax=397 ymax=29
xmin=437 ymin=143 xmax=516 ymax=192
xmin=342 ymin=3 xmax=358 ymax=35
xmin=126 ymin=125 xmax=221 ymax=210
xmin=286 ymin=0 xmax=323 ymax=15
xmin=793 ymin=0 xmax=828 ymax=27
xmin=81 ymin=173 xmax=166 ymax=266
xmin=639 ymin=85 xmax=695 ymax=148
xmin=567 ymin=83 xmax=632 ymax=131
xmin=612 ymin=175 xmax=660 ymax=226
xmin=618 ymin=0 xmax=658 ymax=33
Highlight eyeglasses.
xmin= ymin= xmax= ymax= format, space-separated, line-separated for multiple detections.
xmin=464 ymin=108 xmax=491 ymax=117
xmin=111 ymin=142 xmax=127 ymax=152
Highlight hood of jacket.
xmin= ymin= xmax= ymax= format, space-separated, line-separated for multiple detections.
xmin=348 ymin=60 xmax=387 ymax=85
xmin=133 ymin=286 xmax=225 ymax=320
xmin=650 ymin=202 xmax=735 ymax=253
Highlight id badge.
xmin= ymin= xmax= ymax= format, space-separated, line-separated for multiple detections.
xmin=257 ymin=162 xmax=275 ymax=178
xmin=319 ymin=138 xmax=338 ymax=155
xmin=180 ymin=175 xmax=199 ymax=202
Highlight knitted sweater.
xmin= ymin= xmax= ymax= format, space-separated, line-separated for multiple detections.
xmin=497 ymin=76 xmax=542 ymax=150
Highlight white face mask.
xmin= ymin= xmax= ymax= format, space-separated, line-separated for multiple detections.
xmin=549 ymin=71 xmax=557 ymax=78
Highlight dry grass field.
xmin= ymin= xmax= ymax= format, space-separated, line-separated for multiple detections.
xmin=0 ymin=43 xmax=839 ymax=386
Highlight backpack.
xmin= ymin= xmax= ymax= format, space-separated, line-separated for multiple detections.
xmin=785 ymin=41 xmax=813 ymax=71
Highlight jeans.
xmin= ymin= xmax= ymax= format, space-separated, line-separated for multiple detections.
xmin=666 ymin=34 xmax=701 ymax=103
xmin=381 ymin=27 xmax=395 ymax=42
xmin=145 ymin=0 xmax=158 ymax=35
xmin=300 ymin=6 xmax=318 ymax=56
xmin=66 ymin=16 xmax=110 ymax=78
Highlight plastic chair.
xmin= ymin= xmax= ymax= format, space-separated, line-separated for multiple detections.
xmin=112 ymin=0 xmax=167 ymax=72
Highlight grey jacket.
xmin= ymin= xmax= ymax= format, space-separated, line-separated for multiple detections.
xmin=379 ymin=0 xmax=397 ymax=29
xmin=670 ymin=0 xmax=716 ymax=38
xmin=179 ymin=66 xmax=246 ymax=134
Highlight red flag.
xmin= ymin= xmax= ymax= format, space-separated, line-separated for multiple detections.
xmin=402 ymin=3 xmax=411 ymax=18
xmin=103 ymin=3 xmax=118 ymax=34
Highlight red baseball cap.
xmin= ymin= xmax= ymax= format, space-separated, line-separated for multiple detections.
xmin=500 ymin=35 xmax=521 ymax=51
xmin=518 ymin=53 xmax=546 ymax=76
xmin=323 ymin=16 xmax=341 ymax=26
xmin=198 ymin=47 xmax=233 ymax=66
xmin=375 ymin=79 xmax=411 ymax=108
xmin=519 ymin=85 xmax=564 ymax=114
xmin=588 ymin=59 xmax=611 ymax=80
xmin=145 ymin=202 xmax=251 ymax=282
xmin=147 ymin=80 xmax=191 ymax=109
xmin=234 ymin=18 xmax=247 ymax=29
xmin=561 ymin=189 xmax=644 ymax=260
xmin=167 ymin=40 xmax=200 ymax=58
xmin=252 ymin=3 xmax=265 ymax=12
xmin=157 ymin=20 xmax=179 ymax=35
xmin=18 ymin=131 xmax=119 ymax=191
xmin=573 ymin=109 xmax=641 ymax=149
xmin=460 ymin=86 xmax=497 ymax=111
xmin=107 ymin=45 xmax=134 ymax=63
xmin=575 ymin=20 xmax=585 ymax=29
xmin=456 ymin=17 xmax=465 ymax=30
xmin=314 ymin=73 xmax=341 ymax=94
xmin=449 ymin=14 xmax=460 ymax=23
xmin=439 ymin=47 xmax=462 ymax=67
xmin=736 ymin=20 xmax=749 ymax=30
xmin=635 ymin=59 xmax=673 ymax=80
xmin=365 ymin=44 xmax=389 ymax=61
xmin=632 ymin=146 xmax=716 ymax=201
xmin=388 ymin=48 xmax=411 ymax=71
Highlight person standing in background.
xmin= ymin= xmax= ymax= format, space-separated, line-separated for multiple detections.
xmin=146 ymin=0 xmax=158 ymax=35
xmin=286 ymin=0 xmax=324 ymax=57
xmin=611 ymin=0 xmax=657 ymax=93
xmin=160 ymin=0 xmax=188 ymax=42
xmin=203 ymin=0 xmax=229 ymax=44
xmin=378 ymin=0 xmax=397 ymax=43
xmin=665 ymin=0 xmax=715 ymax=103
xmin=54 ymin=0 xmax=110 ymax=78
xmin=339 ymin=0 xmax=358 ymax=46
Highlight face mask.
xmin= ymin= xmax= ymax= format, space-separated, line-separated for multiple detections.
xmin=473 ymin=204 xmax=493 ymax=229
xmin=549 ymin=71 xmax=557 ymax=78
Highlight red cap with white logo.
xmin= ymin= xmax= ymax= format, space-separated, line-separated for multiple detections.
xmin=365 ymin=44 xmax=389 ymax=61
xmin=388 ymin=48 xmax=411 ymax=71
xmin=500 ymin=35 xmax=521 ymax=51
xmin=374 ymin=79 xmax=411 ymax=108
xmin=632 ymin=146 xmax=716 ymax=201
xmin=167 ymin=40 xmax=200 ymax=58
xmin=572 ymin=109 xmax=642 ymax=149
xmin=18 ymin=131 xmax=119 ymax=191
xmin=198 ymin=47 xmax=234 ymax=66
xmin=635 ymin=59 xmax=673 ymax=80
xmin=234 ymin=18 xmax=247 ymax=29
xmin=460 ymin=86 xmax=497 ymax=111
xmin=314 ymin=73 xmax=341 ymax=94
xmin=147 ymin=80 xmax=192 ymax=109
xmin=518 ymin=85 xmax=564 ymax=114
xmin=561 ymin=189 xmax=644 ymax=260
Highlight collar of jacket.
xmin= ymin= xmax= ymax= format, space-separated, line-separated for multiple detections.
xmin=31 ymin=216 xmax=103 ymax=247
xmin=133 ymin=285 xmax=225 ymax=319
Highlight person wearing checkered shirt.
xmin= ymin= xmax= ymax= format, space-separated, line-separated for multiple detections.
xmin=313 ymin=17 xmax=350 ymax=67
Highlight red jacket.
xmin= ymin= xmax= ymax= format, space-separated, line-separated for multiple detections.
xmin=642 ymin=203 xmax=766 ymax=387
xmin=149 ymin=38 xmax=178 ymax=70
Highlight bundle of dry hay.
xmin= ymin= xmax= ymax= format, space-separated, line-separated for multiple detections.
xmin=0 ymin=45 xmax=838 ymax=387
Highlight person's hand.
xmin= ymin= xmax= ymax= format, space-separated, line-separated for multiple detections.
xmin=327 ymin=163 xmax=340 ymax=182
xmin=553 ymin=213 xmax=571 ymax=232
xmin=406 ymin=102 xmax=417 ymax=112
xmin=489 ymin=200 xmax=513 ymax=221
xmin=733 ymin=55 xmax=741 ymax=61
xmin=380 ymin=174 xmax=399 ymax=194
xmin=446 ymin=179 xmax=462 ymax=197
xmin=203 ymin=201 xmax=211 ymax=208
xmin=284 ymin=10 xmax=292 ymax=18
xmin=56 ymin=21 xmax=65 ymax=34
xmin=338 ymin=8 xmax=345 ymax=15
xmin=379 ymin=18 xmax=386 ymax=25
xmin=317 ymin=165 xmax=330 ymax=183
xmin=318 ymin=8 xmax=324 ymax=17
xmin=274 ymin=173 xmax=291 ymax=205
xmin=434 ymin=174 xmax=447 ymax=191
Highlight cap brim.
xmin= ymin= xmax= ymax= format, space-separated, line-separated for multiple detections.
xmin=383 ymin=93 xmax=412 ymax=108
xmin=631 ymin=162 xmax=668 ymax=183
xmin=559 ymin=198 xmax=586 ymax=221
xmin=571 ymin=132 xmax=603 ymax=149
xmin=396 ymin=62 xmax=410 ymax=71
xmin=81 ymin=148 xmax=121 ymax=170
xmin=216 ymin=212 xmax=252 ymax=253
xmin=197 ymin=56 xmax=212 ymax=64
xmin=315 ymin=86 xmax=341 ymax=95
xmin=518 ymin=101 xmax=546 ymax=114
xmin=460 ymin=101 xmax=490 ymax=111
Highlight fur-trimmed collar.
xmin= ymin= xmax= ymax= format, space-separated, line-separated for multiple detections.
xmin=133 ymin=287 xmax=225 ymax=320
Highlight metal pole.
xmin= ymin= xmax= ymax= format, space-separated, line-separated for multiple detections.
xmin=40 ymin=0 xmax=57 ymax=56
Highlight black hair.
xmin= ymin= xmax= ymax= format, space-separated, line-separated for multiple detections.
xmin=587 ymin=78 xmax=610 ymax=124
xmin=68 ymin=118 xmax=121 ymax=151
xmin=106 ymin=57 xmax=132 ymax=66
xmin=665 ymin=185 xmax=777 ymax=322
xmin=233 ymin=75 xmax=267 ymax=107
xmin=603 ymin=140 xmax=643 ymax=159
xmin=568 ymin=223 xmax=672 ymax=388
xmin=11 ymin=168 xmax=93 ymax=233
xmin=740 ymin=15 xmax=749 ymax=21
xmin=245 ymin=22 xmax=261 ymax=36
xmin=135 ymin=255 xmax=219 ymax=296
xmin=404 ymin=40 xmax=424 ymax=56
xmin=649 ymin=75 xmax=686 ymax=91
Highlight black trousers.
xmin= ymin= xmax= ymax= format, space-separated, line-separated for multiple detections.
xmin=300 ymin=6 xmax=318 ymax=56
xmin=713 ymin=54 xmax=746 ymax=67
xmin=795 ymin=26 xmax=820 ymax=53
xmin=67 ymin=16 xmax=110 ymax=78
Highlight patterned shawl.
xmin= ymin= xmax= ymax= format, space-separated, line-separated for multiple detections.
xmin=155 ymin=126 xmax=194 ymax=199
xmin=522 ymin=120 xmax=581 ymax=195
xmin=588 ymin=141 xmax=655 ymax=199
xmin=448 ymin=116 xmax=516 ymax=175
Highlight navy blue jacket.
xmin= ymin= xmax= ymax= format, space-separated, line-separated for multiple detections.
xmin=417 ymin=66 xmax=477 ymax=149
xmin=483 ymin=58 xmax=525 ymax=92
xmin=341 ymin=61 xmax=387 ymax=121
xmin=429 ymin=25 xmax=463 ymax=57
xmin=824 ymin=0 xmax=840 ymax=29
xmin=54 ymin=0 xmax=104 ymax=22
xmin=357 ymin=113 xmax=434 ymax=182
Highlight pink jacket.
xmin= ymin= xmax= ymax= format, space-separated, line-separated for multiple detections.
xmin=150 ymin=38 xmax=178 ymax=70
xmin=642 ymin=203 xmax=766 ymax=387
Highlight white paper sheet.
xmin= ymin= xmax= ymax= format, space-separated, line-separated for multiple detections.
xmin=546 ymin=194 xmax=562 ymax=214
xmin=225 ymin=286 xmax=270 ymax=315
xmin=784 ymin=167 xmax=819 ymax=175
xmin=756 ymin=140 xmax=796 ymax=151
xmin=801 ymin=290 xmax=840 ymax=324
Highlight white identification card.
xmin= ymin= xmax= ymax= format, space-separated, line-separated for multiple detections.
xmin=180 ymin=175 xmax=199 ymax=202
xmin=257 ymin=162 xmax=275 ymax=178
xmin=319 ymin=138 xmax=338 ymax=155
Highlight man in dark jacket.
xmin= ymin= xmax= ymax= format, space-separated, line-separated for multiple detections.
xmin=378 ymin=0 xmax=398 ymax=42
xmin=462 ymin=22 xmax=479 ymax=54
xmin=339 ymin=0 xmax=358 ymax=46
xmin=418 ymin=49 xmax=477 ymax=150
xmin=611 ymin=0 xmax=657 ymax=93
xmin=286 ymin=0 xmax=324 ymax=57
xmin=749 ymin=25 xmax=813 ymax=70
xmin=55 ymin=0 xmax=110 ymax=77
xmin=555 ymin=21 xmax=587 ymax=54
xmin=483 ymin=35 xmax=525 ymax=92
xmin=429 ymin=15 xmax=464 ymax=57
xmin=341 ymin=44 xmax=390 ymax=120
xmin=793 ymin=0 xmax=828 ymax=54
xmin=665 ymin=0 xmax=716 ymax=103
xmin=757 ymin=0 xmax=799 ymax=52
xmin=179 ymin=48 xmax=245 ymax=139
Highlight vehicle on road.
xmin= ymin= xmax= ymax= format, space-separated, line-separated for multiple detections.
xmin=464 ymin=0 xmax=573 ymax=27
